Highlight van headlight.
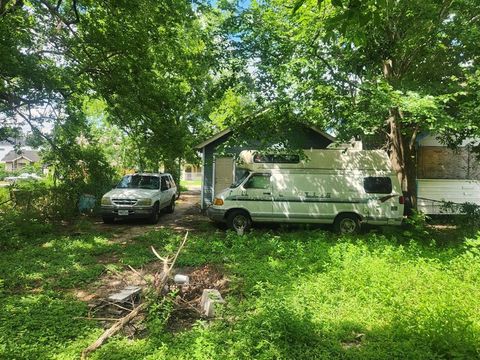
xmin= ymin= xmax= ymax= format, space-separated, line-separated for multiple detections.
xmin=137 ymin=198 xmax=152 ymax=206
xmin=101 ymin=196 xmax=112 ymax=205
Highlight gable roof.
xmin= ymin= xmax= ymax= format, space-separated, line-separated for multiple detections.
xmin=1 ymin=149 xmax=41 ymax=163
xmin=196 ymin=125 xmax=335 ymax=149
xmin=0 ymin=137 xmax=27 ymax=147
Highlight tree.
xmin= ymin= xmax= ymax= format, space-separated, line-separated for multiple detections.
xmin=1 ymin=0 xmax=225 ymax=187
xmin=227 ymin=0 xmax=480 ymax=204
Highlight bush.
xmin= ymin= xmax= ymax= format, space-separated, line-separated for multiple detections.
xmin=0 ymin=163 xmax=7 ymax=180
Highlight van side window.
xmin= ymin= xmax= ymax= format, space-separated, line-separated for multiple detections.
xmin=244 ymin=174 xmax=271 ymax=189
xmin=364 ymin=177 xmax=392 ymax=194
xmin=253 ymin=153 xmax=300 ymax=164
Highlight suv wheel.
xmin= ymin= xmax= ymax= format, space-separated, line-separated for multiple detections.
xmin=149 ymin=203 xmax=160 ymax=224
xmin=103 ymin=216 xmax=114 ymax=224
xmin=165 ymin=197 xmax=175 ymax=214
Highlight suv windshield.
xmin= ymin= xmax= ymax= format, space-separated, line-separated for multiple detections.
xmin=116 ymin=175 xmax=160 ymax=190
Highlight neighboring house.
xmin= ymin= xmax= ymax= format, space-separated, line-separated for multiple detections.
xmin=181 ymin=164 xmax=202 ymax=181
xmin=1 ymin=149 xmax=41 ymax=172
xmin=196 ymin=124 xmax=335 ymax=209
xmin=0 ymin=139 xmax=32 ymax=164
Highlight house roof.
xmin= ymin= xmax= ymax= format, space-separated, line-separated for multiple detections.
xmin=0 ymin=137 xmax=27 ymax=147
xmin=196 ymin=125 xmax=335 ymax=149
xmin=1 ymin=149 xmax=41 ymax=163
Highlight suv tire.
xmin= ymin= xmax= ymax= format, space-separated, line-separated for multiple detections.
xmin=103 ymin=216 xmax=114 ymax=224
xmin=149 ymin=203 xmax=160 ymax=224
xmin=165 ymin=197 xmax=175 ymax=214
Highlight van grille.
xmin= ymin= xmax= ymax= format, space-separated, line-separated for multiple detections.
xmin=112 ymin=198 xmax=137 ymax=206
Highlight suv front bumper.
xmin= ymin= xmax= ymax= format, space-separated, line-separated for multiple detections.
xmin=101 ymin=205 xmax=154 ymax=219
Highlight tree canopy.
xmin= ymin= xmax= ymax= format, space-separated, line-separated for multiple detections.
xmin=1 ymin=0 xmax=479 ymax=199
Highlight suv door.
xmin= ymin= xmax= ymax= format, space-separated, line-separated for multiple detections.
xmin=160 ymin=176 xmax=171 ymax=208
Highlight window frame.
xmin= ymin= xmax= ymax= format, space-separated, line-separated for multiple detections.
xmin=252 ymin=153 xmax=300 ymax=164
xmin=243 ymin=173 xmax=272 ymax=190
xmin=363 ymin=176 xmax=393 ymax=194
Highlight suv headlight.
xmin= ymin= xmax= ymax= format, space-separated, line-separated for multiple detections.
xmin=101 ymin=196 xmax=112 ymax=205
xmin=137 ymin=198 xmax=152 ymax=206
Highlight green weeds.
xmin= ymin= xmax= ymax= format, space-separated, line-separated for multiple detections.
xmin=1 ymin=224 xmax=480 ymax=359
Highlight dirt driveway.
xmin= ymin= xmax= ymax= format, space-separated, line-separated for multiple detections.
xmin=93 ymin=189 xmax=211 ymax=240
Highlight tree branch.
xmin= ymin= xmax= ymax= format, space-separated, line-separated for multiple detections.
xmin=0 ymin=0 xmax=23 ymax=17
xmin=35 ymin=0 xmax=79 ymax=25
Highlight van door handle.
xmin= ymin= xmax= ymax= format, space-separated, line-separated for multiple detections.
xmin=263 ymin=192 xmax=271 ymax=195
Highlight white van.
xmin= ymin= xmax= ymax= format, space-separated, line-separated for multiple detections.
xmin=207 ymin=149 xmax=404 ymax=234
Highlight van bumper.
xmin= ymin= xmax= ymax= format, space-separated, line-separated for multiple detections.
xmin=207 ymin=207 xmax=227 ymax=222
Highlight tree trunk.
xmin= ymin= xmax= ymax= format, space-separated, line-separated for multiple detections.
xmin=388 ymin=110 xmax=418 ymax=208
xmin=383 ymin=59 xmax=418 ymax=209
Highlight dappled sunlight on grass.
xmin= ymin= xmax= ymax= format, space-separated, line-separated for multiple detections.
xmin=1 ymin=224 xmax=480 ymax=359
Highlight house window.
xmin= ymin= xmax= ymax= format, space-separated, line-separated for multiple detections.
xmin=244 ymin=173 xmax=271 ymax=189
xmin=364 ymin=177 xmax=392 ymax=194
xmin=253 ymin=153 xmax=300 ymax=164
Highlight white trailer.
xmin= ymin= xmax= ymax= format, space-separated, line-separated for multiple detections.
xmin=417 ymin=179 xmax=480 ymax=215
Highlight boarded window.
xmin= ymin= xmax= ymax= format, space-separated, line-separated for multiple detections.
xmin=364 ymin=177 xmax=392 ymax=194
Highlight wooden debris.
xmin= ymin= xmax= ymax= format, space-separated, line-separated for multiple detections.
xmin=107 ymin=286 xmax=141 ymax=303
xmin=80 ymin=232 xmax=189 ymax=359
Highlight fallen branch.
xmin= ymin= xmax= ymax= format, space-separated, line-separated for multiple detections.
xmin=80 ymin=232 xmax=189 ymax=359
xmin=80 ymin=303 xmax=146 ymax=359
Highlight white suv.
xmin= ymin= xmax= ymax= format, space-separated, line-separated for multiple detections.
xmin=101 ymin=173 xmax=177 ymax=224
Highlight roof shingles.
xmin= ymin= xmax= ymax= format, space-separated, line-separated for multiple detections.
xmin=1 ymin=150 xmax=41 ymax=163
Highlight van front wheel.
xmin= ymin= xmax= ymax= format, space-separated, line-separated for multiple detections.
xmin=334 ymin=214 xmax=361 ymax=234
xmin=227 ymin=210 xmax=251 ymax=233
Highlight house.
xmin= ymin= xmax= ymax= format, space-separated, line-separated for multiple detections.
xmin=181 ymin=163 xmax=201 ymax=181
xmin=196 ymin=124 xmax=335 ymax=209
xmin=1 ymin=149 xmax=41 ymax=172
xmin=0 ymin=139 xmax=32 ymax=163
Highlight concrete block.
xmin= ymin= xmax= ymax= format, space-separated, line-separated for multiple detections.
xmin=108 ymin=286 xmax=142 ymax=303
xmin=200 ymin=289 xmax=225 ymax=317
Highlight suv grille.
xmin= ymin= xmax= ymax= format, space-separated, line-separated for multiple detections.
xmin=112 ymin=198 xmax=137 ymax=206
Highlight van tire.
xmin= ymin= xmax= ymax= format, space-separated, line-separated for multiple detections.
xmin=227 ymin=210 xmax=251 ymax=233
xmin=334 ymin=213 xmax=361 ymax=234
xmin=165 ymin=197 xmax=175 ymax=214
xmin=149 ymin=202 xmax=160 ymax=224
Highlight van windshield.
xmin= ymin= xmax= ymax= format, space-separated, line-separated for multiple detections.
xmin=117 ymin=175 xmax=160 ymax=190
xmin=230 ymin=171 xmax=250 ymax=188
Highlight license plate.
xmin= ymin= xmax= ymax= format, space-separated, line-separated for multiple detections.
xmin=118 ymin=210 xmax=129 ymax=216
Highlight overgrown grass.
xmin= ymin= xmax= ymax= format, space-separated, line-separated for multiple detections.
xmin=1 ymin=223 xmax=480 ymax=359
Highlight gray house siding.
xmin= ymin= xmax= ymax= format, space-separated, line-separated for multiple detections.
xmin=200 ymin=126 xmax=333 ymax=209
